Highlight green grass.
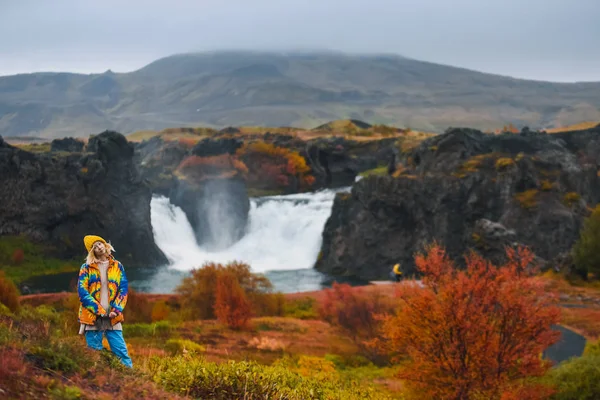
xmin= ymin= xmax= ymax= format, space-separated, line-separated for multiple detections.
xmin=15 ymin=142 xmax=52 ymax=153
xmin=359 ymin=166 xmax=388 ymax=177
xmin=0 ymin=235 xmax=80 ymax=284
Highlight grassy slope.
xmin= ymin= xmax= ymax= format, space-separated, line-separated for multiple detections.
xmin=0 ymin=236 xmax=80 ymax=285
xmin=4 ymin=292 xmax=399 ymax=399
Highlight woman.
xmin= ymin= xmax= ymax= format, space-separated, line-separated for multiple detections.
xmin=77 ymin=234 xmax=133 ymax=368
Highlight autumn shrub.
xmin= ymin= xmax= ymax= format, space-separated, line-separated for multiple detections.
xmin=176 ymin=261 xmax=277 ymax=321
xmin=544 ymin=353 xmax=600 ymax=400
xmin=177 ymin=137 xmax=198 ymax=148
xmin=11 ymin=248 xmax=24 ymax=265
xmin=27 ymin=336 xmax=92 ymax=374
xmin=176 ymin=154 xmax=248 ymax=182
xmin=514 ymin=189 xmax=539 ymax=210
xmin=563 ymin=192 xmax=581 ymax=207
xmin=319 ymin=283 xmax=394 ymax=361
xmin=495 ymin=157 xmax=515 ymax=170
xmin=146 ymin=355 xmax=383 ymax=399
xmin=0 ymin=348 xmax=33 ymax=397
xmin=251 ymin=291 xmax=285 ymax=317
xmin=572 ymin=204 xmax=600 ymax=279
xmin=540 ymin=179 xmax=554 ymax=191
xmin=284 ymin=296 xmax=318 ymax=319
xmin=151 ymin=300 xmax=170 ymax=322
xmin=214 ymin=271 xmax=253 ymax=329
xmin=373 ymin=244 xmax=561 ymax=399
xmin=584 ymin=339 xmax=600 ymax=356
xmin=123 ymin=288 xmax=153 ymax=323
xmin=236 ymin=141 xmax=315 ymax=190
xmin=0 ymin=271 xmax=20 ymax=313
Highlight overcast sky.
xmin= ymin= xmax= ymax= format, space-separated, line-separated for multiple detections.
xmin=1 ymin=0 xmax=599 ymax=82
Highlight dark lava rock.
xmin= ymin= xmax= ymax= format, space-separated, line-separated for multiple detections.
xmin=315 ymin=126 xmax=600 ymax=280
xmin=169 ymin=177 xmax=250 ymax=249
xmin=51 ymin=137 xmax=84 ymax=153
xmin=191 ymin=137 xmax=243 ymax=157
xmin=0 ymin=131 xmax=168 ymax=267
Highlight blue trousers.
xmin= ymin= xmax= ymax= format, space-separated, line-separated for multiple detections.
xmin=85 ymin=330 xmax=133 ymax=368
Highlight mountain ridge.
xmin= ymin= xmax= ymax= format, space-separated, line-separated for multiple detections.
xmin=1 ymin=51 xmax=599 ymax=138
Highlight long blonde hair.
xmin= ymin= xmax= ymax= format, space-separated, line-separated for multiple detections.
xmin=85 ymin=241 xmax=115 ymax=265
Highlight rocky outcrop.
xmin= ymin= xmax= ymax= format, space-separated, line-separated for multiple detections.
xmin=169 ymin=178 xmax=250 ymax=248
xmin=191 ymin=137 xmax=243 ymax=157
xmin=50 ymin=137 xmax=84 ymax=153
xmin=315 ymin=126 xmax=600 ymax=280
xmin=0 ymin=131 xmax=168 ymax=267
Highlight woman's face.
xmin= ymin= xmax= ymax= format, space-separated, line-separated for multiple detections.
xmin=92 ymin=241 xmax=107 ymax=257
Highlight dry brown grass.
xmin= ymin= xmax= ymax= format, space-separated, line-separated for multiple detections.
xmin=546 ymin=121 xmax=600 ymax=133
xmin=559 ymin=307 xmax=600 ymax=340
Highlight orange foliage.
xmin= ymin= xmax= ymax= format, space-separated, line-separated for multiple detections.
xmin=374 ymin=244 xmax=561 ymax=399
xmin=176 ymin=261 xmax=278 ymax=321
xmin=236 ymin=141 xmax=315 ymax=190
xmin=11 ymin=249 xmax=24 ymax=265
xmin=151 ymin=300 xmax=170 ymax=322
xmin=0 ymin=271 xmax=20 ymax=312
xmin=177 ymin=138 xmax=198 ymax=148
xmin=176 ymin=154 xmax=248 ymax=182
xmin=214 ymin=271 xmax=253 ymax=329
xmin=502 ymin=123 xmax=519 ymax=133
xmin=123 ymin=289 xmax=153 ymax=323
xmin=319 ymin=282 xmax=394 ymax=360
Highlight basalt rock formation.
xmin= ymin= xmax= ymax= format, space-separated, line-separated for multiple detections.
xmin=315 ymin=126 xmax=600 ymax=280
xmin=0 ymin=131 xmax=168 ymax=267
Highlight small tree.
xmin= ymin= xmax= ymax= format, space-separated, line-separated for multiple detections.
xmin=319 ymin=283 xmax=393 ymax=361
xmin=374 ymin=244 xmax=561 ymax=399
xmin=214 ymin=272 xmax=252 ymax=329
xmin=176 ymin=261 xmax=276 ymax=320
xmin=572 ymin=205 xmax=600 ymax=279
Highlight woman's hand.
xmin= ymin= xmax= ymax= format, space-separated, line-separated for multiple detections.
xmin=109 ymin=311 xmax=117 ymax=318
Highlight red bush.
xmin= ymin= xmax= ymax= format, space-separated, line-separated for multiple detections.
xmin=0 ymin=349 xmax=30 ymax=397
xmin=214 ymin=272 xmax=253 ymax=329
xmin=374 ymin=244 xmax=561 ymax=399
xmin=319 ymin=283 xmax=393 ymax=359
xmin=11 ymin=249 xmax=24 ymax=265
xmin=0 ymin=271 xmax=20 ymax=312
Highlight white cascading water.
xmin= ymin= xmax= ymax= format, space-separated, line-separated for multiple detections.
xmin=150 ymin=187 xmax=350 ymax=274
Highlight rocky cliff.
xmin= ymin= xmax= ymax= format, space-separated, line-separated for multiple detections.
xmin=0 ymin=131 xmax=168 ymax=267
xmin=315 ymin=126 xmax=600 ymax=280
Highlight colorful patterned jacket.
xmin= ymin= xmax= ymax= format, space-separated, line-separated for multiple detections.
xmin=77 ymin=256 xmax=128 ymax=326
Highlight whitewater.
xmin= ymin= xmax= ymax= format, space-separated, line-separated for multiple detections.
xmin=150 ymin=187 xmax=350 ymax=278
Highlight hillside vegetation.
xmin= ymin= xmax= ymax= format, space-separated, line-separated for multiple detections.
xmin=2 ymin=250 xmax=600 ymax=399
xmin=1 ymin=51 xmax=600 ymax=138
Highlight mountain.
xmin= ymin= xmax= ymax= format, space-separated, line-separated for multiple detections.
xmin=1 ymin=51 xmax=600 ymax=138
